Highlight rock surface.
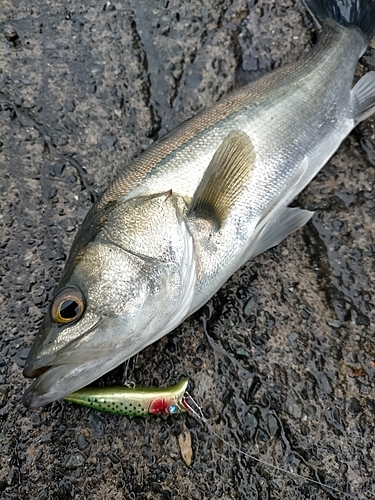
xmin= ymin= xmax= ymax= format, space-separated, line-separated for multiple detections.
xmin=1 ymin=0 xmax=375 ymax=498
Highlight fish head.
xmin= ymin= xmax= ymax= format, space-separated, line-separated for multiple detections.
xmin=23 ymin=242 xmax=166 ymax=407
xmin=23 ymin=192 xmax=195 ymax=408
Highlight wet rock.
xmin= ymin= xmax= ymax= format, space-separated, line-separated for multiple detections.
xmin=152 ymin=482 xmax=163 ymax=494
xmin=14 ymin=347 xmax=30 ymax=368
xmin=89 ymin=412 xmax=106 ymax=438
xmin=366 ymin=399 xmax=375 ymax=414
xmin=243 ymin=296 xmax=257 ymax=316
xmin=40 ymin=433 xmax=52 ymax=443
xmin=288 ymin=331 xmax=298 ymax=344
xmin=48 ymin=187 xmax=58 ymax=199
xmin=65 ymin=452 xmax=85 ymax=469
xmin=103 ymin=134 xmax=117 ymax=150
xmin=24 ymin=219 xmax=34 ymax=228
xmin=268 ymin=414 xmax=278 ymax=437
xmin=244 ymin=412 xmax=257 ymax=428
xmin=77 ymin=434 xmax=90 ymax=450
xmin=348 ymin=398 xmax=361 ymax=415
xmin=287 ymin=402 xmax=302 ymax=420
xmin=355 ymin=314 xmax=370 ymax=326
xmin=185 ymin=73 xmax=202 ymax=89
xmin=64 ymin=100 xmax=75 ymax=112
xmin=19 ymin=77 xmax=35 ymax=85
xmin=235 ymin=347 xmax=250 ymax=359
xmin=53 ymin=162 xmax=65 ymax=175
xmin=74 ymin=467 xmax=83 ymax=478
xmin=328 ymin=319 xmax=342 ymax=328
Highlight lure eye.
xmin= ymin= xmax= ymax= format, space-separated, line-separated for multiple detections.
xmin=51 ymin=286 xmax=85 ymax=324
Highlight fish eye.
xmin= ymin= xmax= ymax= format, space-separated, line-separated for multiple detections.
xmin=51 ymin=286 xmax=85 ymax=324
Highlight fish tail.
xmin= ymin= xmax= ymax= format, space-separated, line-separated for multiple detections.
xmin=304 ymin=0 xmax=375 ymax=44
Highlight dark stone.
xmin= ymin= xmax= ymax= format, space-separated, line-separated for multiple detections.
xmin=53 ymin=162 xmax=66 ymax=175
xmin=77 ymin=434 xmax=90 ymax=450
xmin=65 ymin=452 xmax=85 ymax=469
xmin=64 ymin=100 xmax=76 ymax=112
xmin=348 ymin=398 xmax=361 ymax=415
xmin=152 ymin=482 xmax=163 ymax=494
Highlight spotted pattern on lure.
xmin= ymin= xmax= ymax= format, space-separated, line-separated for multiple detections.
xmin=63 ymin=378 xmax=190 ymax=417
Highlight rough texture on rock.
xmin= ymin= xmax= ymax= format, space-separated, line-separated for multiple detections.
xmin=1 ymin=0 xmax=375 ymax=499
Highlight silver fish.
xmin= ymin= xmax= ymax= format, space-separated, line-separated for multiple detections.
xmin=23 ymin=0 xmax=375 ymax=407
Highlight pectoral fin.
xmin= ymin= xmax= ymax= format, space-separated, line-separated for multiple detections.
xmin=189 ymin=130 xmax=256 ymax=229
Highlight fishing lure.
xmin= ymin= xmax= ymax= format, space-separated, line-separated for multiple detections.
xmin=63 ymin=378 xmax=190 ymax=417
xmin=64 ymin=380 xmax=369 ymax=499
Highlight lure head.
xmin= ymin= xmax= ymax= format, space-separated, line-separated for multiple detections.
xmin=23 ymin=193 xmax=195 ymax=408
xmin=148 ymin=377 xmax=190 ymax=415
xmin=148 ymin=390 xmax=187 ymax=415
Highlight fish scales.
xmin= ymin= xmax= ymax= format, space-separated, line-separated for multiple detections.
xmin=102 ymin=23 xmax=361 ymax=210
xmin=23 ymin=0 xmax=375 ymax=408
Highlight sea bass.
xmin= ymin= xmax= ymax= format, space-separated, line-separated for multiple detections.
xmin=23 ymin=0 xmax=375 ymax=408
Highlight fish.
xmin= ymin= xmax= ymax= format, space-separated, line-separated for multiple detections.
xmin=23 ymin=0 xmax=375 ymax=408
xmin=63 ymin=378 xmax=190 ymax=416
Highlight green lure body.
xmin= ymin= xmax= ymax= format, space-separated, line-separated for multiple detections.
xmin=63 ymin=378 xmax=189 ymax=417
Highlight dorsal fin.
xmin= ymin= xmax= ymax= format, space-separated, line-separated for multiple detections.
xmin=188 ymin=130 xmax=256 ymax=229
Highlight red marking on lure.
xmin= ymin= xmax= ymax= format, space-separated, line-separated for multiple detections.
xmin=149 ymin=397 xmax=168 ymax=415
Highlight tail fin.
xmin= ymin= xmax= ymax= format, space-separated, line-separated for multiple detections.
xmin=303 ymin=0 xmax=375 ymax=43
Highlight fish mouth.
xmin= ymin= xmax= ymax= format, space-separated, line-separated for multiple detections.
xmin=23 ymin=360 xmax=91 ymax=408
xmin=22 ymin=327 xmax=142 ymax=409
xmin=22 ymin=317 xmax=109 ymax=408
xmin=22 ymin=346 xmax=137 ymax=408
xmin=22 ymin=353 xmax=115 ymax=409
xmin=23 ymin=363 xmax=88 ymax=408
